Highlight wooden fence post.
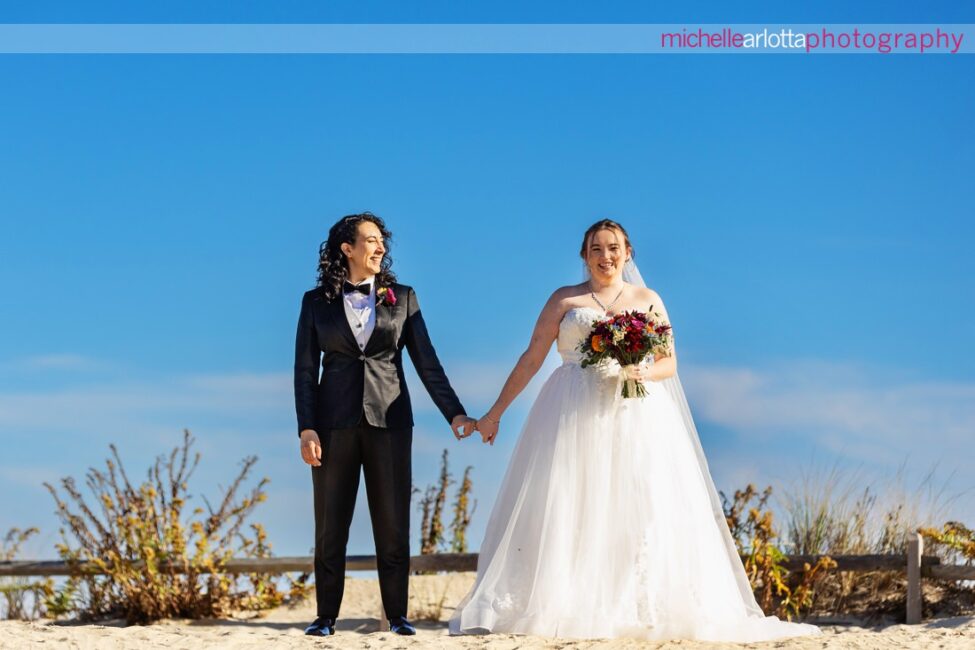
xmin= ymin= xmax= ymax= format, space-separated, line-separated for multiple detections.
xmin=906 ymin=532 xmax=923 ymax=624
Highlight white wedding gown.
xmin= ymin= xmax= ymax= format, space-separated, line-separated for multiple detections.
xmin=448 ymin=306 xmax=822 ymax=641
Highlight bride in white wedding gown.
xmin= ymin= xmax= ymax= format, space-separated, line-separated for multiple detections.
xmin=449 ymin=220 xmax=822 ymax=642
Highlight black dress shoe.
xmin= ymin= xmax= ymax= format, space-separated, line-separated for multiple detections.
xmin=389 ymin=616 xmax=416 ymax=635
xmin=304 ymin=617 xmax=336 ymax=636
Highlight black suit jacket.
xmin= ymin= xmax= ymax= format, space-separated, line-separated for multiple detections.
xmin=294 ymin=282 xmax=465 ymax=434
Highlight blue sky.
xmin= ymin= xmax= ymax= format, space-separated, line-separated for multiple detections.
xmin=1 ymin=2 xmax=973 ymax=562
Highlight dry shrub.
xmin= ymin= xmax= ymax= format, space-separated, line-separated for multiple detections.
xmin=781 ymin=461 xmax=960 ymax=556
xmin=418 ymin=450 xmax=452 ymax=555
xmin=449 ymin=465 xmax=476 ymax=553
xmin=778 ymin=460 xmax=969 ymax=620
xmin=1 ymin=527 xmax=55 ymax=620
xmin=415 ymin=449 xmax=475 ymax=556
xmin=920 ymin=521 xmax=975 ymax=562
xmin=722 ymin=484 xmax=835 ymax=621
xmin=42 ymin=429 xmax=307 ymax=623
xmin=911 ymin=522 xmax=975 ymax=620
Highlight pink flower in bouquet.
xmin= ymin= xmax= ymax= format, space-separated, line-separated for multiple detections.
xmin=577 ymin=309 xmax=673 ymax=398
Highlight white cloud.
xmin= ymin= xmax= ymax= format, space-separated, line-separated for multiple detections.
xmin=0 ymin=371 xmax=293 ymax=432
xmin=2 ymin=354 xmax=971 ymax=470
xmin=2 ymin=355 xmax=971 ymax=469
xmin=2 ymin=353 xmax=110 ymax=371
xmin=0 ymin=464 xmax=62 ymax=490
xmin=681 ymin=358 xmax=975 ymax=469
xmin=407 ymin=351 xmax=563 ymax=416
xmin=2 ymin=354 xmax=974 ymax=557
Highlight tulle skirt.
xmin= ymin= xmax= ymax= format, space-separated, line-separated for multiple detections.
xmin=448 ymin=361 xmax=822 ymax=641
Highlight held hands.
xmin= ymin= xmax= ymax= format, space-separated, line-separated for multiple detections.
xmin=474 ymin=413 xmax=501 ymax=445
xmin=451 ymin=414 xmax=477 ymax=440
xmin=299 ymin=429 xmax=323 ymax=467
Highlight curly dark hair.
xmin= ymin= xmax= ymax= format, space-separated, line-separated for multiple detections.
xmin=317 ymin=212 xmax=397 ymax=301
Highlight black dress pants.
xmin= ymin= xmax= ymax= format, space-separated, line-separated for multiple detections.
xmin=311 ymin=421 xmax=413 ymax=620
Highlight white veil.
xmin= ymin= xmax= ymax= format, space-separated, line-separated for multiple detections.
xmin=587 ymin=259 xmax=766 ymax=617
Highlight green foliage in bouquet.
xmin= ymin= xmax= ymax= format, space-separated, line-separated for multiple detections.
xmin=577 ymin=309 xmax=672 ymax=398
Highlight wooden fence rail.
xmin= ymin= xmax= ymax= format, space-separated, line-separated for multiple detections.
xmin=2 ymin=534 xmax=972 ymax=623
xmin=0 ymin=553 xmax=478 ymax=577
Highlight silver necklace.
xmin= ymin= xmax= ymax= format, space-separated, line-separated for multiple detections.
xmin=590 ymin=283 xmax=625 ymax=314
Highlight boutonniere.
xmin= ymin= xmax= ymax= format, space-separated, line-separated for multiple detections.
xmin=377 ymin=286 xmax=397 ymax=307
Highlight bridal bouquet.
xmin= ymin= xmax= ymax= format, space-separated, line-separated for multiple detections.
xmin=578 ymin=309 xmax=673 ymax=398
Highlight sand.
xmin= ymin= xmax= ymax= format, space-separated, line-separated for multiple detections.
xmin=2 ymin=572 xmax=974 ymax=649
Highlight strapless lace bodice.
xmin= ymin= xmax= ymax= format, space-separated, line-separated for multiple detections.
xmin=557 ymin=307 xmax=607 ymax=365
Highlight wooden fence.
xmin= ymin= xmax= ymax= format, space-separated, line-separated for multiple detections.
xmin=2 ymin=533 xmax=972 ymax=624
